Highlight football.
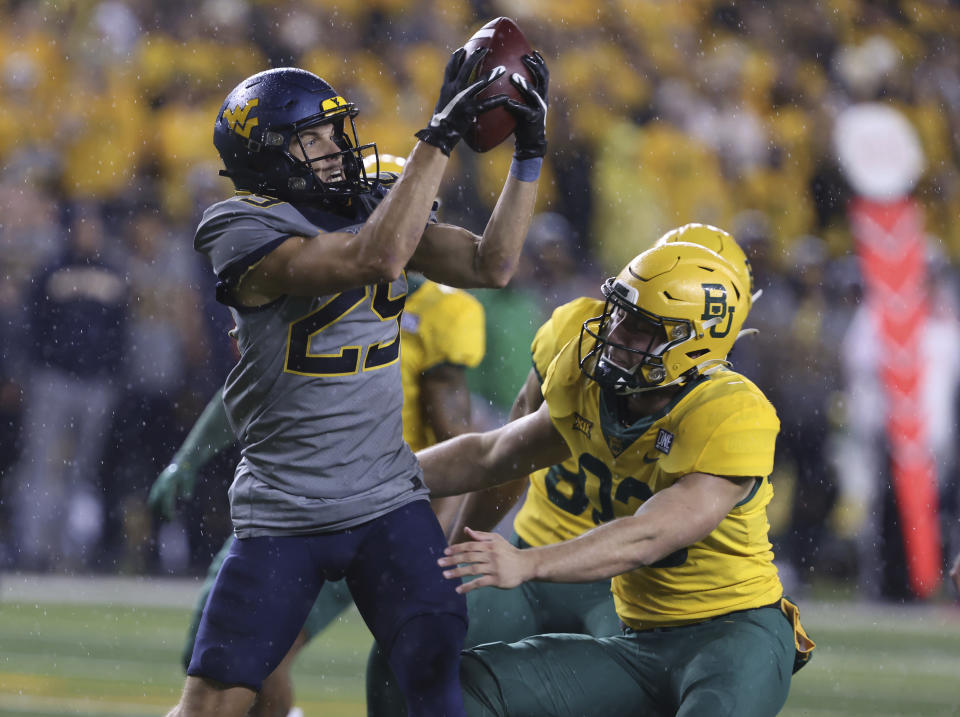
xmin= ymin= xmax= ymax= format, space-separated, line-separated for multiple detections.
xmin=461 ymin=17 xmax=534 ymax=153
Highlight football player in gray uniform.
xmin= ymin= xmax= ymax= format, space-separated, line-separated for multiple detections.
xmin=166 ymin=48 xmax=548 ymax=717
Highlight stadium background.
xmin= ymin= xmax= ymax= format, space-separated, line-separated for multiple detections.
xmin=2 ymin=0 xmax=960 ymax=714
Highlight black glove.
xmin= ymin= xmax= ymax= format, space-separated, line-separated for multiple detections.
xmin=505 ymin=52 xmax=549 ymax=160
xmin=416 ymin=48 xmax=509 ymax=156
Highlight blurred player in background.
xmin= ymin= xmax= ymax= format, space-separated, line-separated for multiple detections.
xmin=421 ymin=238 xmax=813 ymax=716
xmin=9 ymin=203 xmax=128 ymax=572
xmin=150 ymin=154 xmax=487 ymax=716
xmin=164 ymin=45 xmax=548 ymax=717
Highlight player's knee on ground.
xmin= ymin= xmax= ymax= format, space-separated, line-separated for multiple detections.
xmin=387 ymin=613 xmax=466 ymax=715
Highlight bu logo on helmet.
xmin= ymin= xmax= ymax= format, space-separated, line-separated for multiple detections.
xmin=224 ymin=98 xmax=259 ymax=139
xmin=701 ymin=283 xmax=734 ymax=338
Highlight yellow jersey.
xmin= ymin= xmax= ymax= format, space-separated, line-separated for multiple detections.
xmin=400 ymin=275 xmax=485 ymax=451
xmin=541 ymin=330 xmax=783 ymax=629
xmin=514 ymin=298 xmax=605 ymax=546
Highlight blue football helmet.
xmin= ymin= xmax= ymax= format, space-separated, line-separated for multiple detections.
xmin=213 ymin=67 xmax=378 ymax=202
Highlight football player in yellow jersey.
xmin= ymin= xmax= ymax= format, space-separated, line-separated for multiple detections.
xmin=420 ymin=239 xmax=814 ymax=716
xmin=455 ymin=223 xmax=758 ymax=542
xmin=149 ymin=155 xmax=487 ymax=717
xmin=438 ymin=224 xmax=758 ymax=662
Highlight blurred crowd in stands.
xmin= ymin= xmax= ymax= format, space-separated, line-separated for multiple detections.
xmin=2 ymin=0 xmax=960 ymax=601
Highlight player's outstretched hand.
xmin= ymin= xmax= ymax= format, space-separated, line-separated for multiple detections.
xmin=438 ymin=527 xmax=531 ymax=594
xmin=950 ymin=552 xmax=960 ymax=595
xmin=505 ymin=52 xmax=548 ymax=160
xmin=148 ymin=461 xmax=198 ymax=521
xmin=416 ymin=48 xmax=509 ymax=156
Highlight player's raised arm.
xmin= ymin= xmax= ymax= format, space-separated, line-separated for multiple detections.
xmin=226 ymin=54 xmax=509 ymax=302
xmin=409 ymin=52 xmax=549 ymax=289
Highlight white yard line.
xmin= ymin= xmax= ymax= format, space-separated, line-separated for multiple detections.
xmin=2 ymin=572 xmax=958 ymax=629
xmin=0 ymin=573 xmax=201 ymax=608
xmin=0 ymin=692 xmax=171 ymax=715
xmin=799 ymin=599 xmax=960 ymax=634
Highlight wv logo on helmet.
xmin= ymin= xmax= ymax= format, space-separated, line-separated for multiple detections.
xmin=701 ymin=283 xmax=734 ymax=338
xmin=321 ymin=96 xmax=350 ymax=114
xmin=224 ymin=98 xmax=260 ymax=138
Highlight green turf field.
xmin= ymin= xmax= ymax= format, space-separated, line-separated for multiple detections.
xmin=2 ymin=580 xmax=960 ymax=716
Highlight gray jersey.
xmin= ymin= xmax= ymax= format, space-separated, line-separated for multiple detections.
xmin=195 ymin=193 xmax=428 ymax=537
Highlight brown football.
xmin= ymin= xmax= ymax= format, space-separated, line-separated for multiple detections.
xmin=461 ymin=17 xmax=534 ymax=153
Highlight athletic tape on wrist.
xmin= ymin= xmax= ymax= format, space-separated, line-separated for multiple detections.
xmin=510 ymin=157 xmax=542 ymax=182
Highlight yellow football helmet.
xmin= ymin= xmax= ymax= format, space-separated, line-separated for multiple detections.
xmin=363 ymin=152 xmax=407 ymax=177
xmin=363 ymin=152 xmax=442 ymax=215
xmin=580 ymin=241 xmax=749 ymax=394
xmin=654 ymin=222 xmax=757 ymax=311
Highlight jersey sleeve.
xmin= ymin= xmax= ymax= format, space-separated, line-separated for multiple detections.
xmin=540 ymin=334 xmax=589 ymax=421
xmin=420 ymin=288 xmax=486 ymax=370
xmin=194 ymin=196 xmax=321 ymax=307
xmin=530 ymin=315 xmax=561 ymax=382
xmin=660 ymin=385 xmax=780 ymax=478
xmin=531 ymin=297 xmax=604 ymax=382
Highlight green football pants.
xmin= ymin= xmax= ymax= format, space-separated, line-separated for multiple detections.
xmin=460 ymin=603 xmax=796 ymax=717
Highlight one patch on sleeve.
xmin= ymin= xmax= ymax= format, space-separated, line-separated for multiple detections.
xmin=655 ymin=429 xmax=674 ymax=455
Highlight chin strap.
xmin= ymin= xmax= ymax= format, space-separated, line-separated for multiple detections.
xmin=699 ymin=315 xmax=726 ymax=334
xmin=617 ymin=375 xmax=684 ymax=395
xmin=615 ymin=358 xmax=732 ymax=396
xmin=701 ymin=311 xmax=760 ymax=347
